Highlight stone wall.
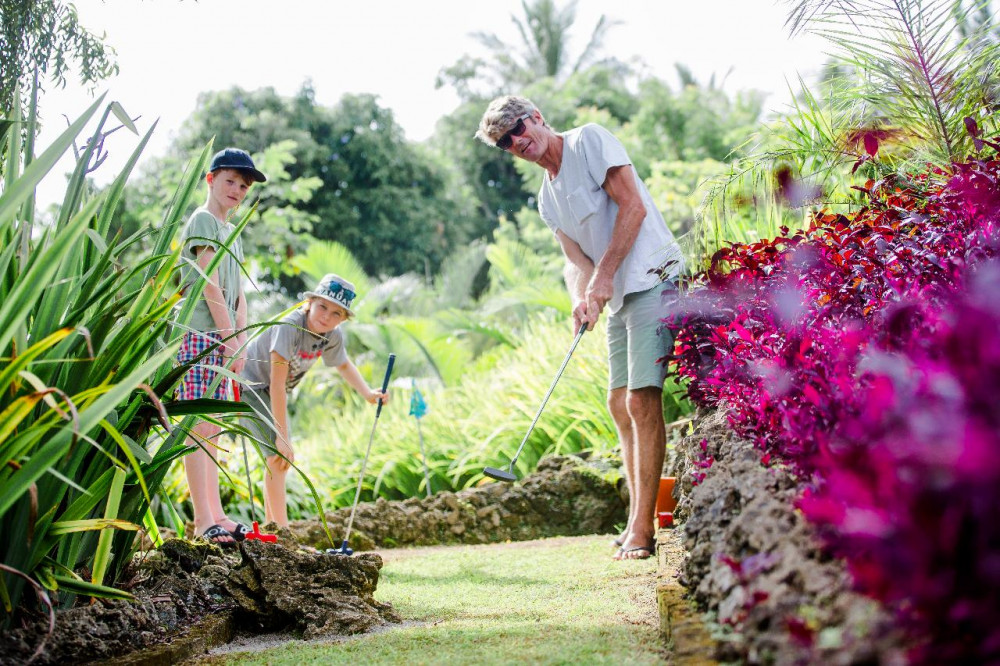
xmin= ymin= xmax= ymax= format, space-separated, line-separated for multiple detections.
xmin=669 ymin=410 xmax=905 ymax=664
xmin=287 ymin=454 xmax=628 ymax=551
xmin=2 ymin=538 xmax=399 ymax=665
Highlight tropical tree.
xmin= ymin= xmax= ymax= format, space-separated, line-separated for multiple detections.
xmin=123 ymin=84 xmax=481 ymax=283
xmin=622 ymin=69 xmax=765 ymax=170
xmin=0 ymin=0 xmax=117 ymax=113
xmin=1 ymin=0 xmax=118 ymax=188
xmin=437 ymin=0 xmax=625 ymax=97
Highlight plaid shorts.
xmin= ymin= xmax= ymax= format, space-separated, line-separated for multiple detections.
xmin=176 ymin=331 xmax=230 ymax=400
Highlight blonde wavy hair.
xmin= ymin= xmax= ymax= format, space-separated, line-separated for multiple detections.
xmin=474 ymin=95 xmax=539 ymax=145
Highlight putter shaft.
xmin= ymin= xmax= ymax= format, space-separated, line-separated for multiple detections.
xmin=496 ymin=326 xmax=587 ymax=477
xmin=340 ymin=354 xmax=396 ymax=551
xmin=341 ymin=416 xmax=379 ymax=547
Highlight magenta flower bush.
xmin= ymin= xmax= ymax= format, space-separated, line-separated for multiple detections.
xmin=670 ymin=153 xmax=1000 ymax=473
xmin=800 ymin=265 xmax=1000 ymax=664
xmin=668 ymin=146 xmax=1000 ymax=661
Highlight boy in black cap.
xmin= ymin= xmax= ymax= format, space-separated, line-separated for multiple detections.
xmin=176 ymin=147 xmax=266 ymax=547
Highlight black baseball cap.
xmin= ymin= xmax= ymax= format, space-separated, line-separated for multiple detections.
xmin=208 ymin=147 xmax=267 ymax=183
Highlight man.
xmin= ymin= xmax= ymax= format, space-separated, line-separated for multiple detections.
xmin=476 ymin=96 xmax=684 ymax=560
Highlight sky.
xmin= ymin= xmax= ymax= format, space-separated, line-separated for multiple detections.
xmin=33 ymin=0 xmax=829 ymax=208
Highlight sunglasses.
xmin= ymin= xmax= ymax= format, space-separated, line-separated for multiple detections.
xmin=323 ymin=281 xmax=356 ymax=304
xmin=495 ymin=114 xmax=531 ymax=150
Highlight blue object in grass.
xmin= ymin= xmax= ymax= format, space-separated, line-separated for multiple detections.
xmin=409 ymin=380 xmax=428 ymax=419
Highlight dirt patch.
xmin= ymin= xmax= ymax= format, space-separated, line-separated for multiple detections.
xmin=670 ymin=410 xmax=907 ymax=664
xmin=285 ymin=453 xmax=627 ymax=551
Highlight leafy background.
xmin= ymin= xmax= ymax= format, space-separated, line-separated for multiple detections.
xmin=3 ymin=3 xmax=1000 ymax=662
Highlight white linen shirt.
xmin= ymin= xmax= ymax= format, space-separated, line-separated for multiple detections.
xmin=537 ymin=124 xmax=684 ymax=314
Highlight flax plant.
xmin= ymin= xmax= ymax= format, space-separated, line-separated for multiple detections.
xmin=0 ymin=93 xmax=249 ymax=631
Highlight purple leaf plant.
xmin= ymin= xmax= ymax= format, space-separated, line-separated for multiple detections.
xmin=666 ymin=148 xmax=1000 ymax=662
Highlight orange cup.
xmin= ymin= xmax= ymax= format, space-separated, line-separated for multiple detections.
xmin=656 ymin=476 xmax=677 ymax=515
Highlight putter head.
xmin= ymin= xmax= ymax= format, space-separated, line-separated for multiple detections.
xmin=244 ymin=521 xmax=277 ymax=543
xmin=483 ymin=466 xmax=517 ymax=482
xmin=332 ymin=540 xmax=354 ymax=556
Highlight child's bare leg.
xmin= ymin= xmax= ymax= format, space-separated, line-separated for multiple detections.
xmin=263 ymin=456 xmax=289 ymax=527
xmin=205 ymin=434 xmax=241 ymax=533
xmin=185 ymin=421 xmax=235 ymax=543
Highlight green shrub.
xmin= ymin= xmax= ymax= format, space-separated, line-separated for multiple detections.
xmin=0 ymin=96 xmax=247 ymax=627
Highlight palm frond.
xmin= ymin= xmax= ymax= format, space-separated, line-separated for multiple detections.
xmin=572 ymin=14 xmax=622 ymax=75
xmin=434 ymin=239 xmax=488 ymax=310
xmin=780 ymin=0 xmax=1000 ymax=161
xmin=291 ymin=239 xmax=371 ymax=296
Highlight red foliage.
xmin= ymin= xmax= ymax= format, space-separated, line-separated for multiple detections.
xmin=665 ymin=151 xmax=1000 ymax=661
xmin=668 ymin=156 xmax=1000 ymax=473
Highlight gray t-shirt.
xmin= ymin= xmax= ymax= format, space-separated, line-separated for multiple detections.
xmin=241 ymin=309 xmax=348 ymax=392
xmin=177 ymin=208 xmax=245 ymax=332
xmin=537 ymin=124 xmax=685 ymax=314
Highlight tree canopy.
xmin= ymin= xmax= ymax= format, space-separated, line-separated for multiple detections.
xmin=0 ymin=0 xmax=117 ymax=113
xmin=130 ymin=84 xmax=480 ymax=282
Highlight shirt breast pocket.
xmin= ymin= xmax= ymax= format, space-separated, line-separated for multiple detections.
xmin=567 ymin=186 xmax=600 ymax=224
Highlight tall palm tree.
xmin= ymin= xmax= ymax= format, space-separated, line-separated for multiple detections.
xmin=437 ymin=0 xmax=624 ymax=99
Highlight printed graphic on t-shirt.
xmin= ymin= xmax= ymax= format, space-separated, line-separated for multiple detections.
xmin=286 ymin=338 xmax=327 ymax=390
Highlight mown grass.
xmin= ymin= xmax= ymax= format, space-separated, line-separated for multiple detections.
xmin=208 ymin=535 xmax=667 ymax=665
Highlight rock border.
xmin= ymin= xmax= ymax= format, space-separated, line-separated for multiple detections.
xmin=668 ymin=410 xmax=905 ymax=664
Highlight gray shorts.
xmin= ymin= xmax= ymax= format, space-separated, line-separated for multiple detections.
xmin=607 ymin=283 xmax=677 ymax=390
xmin=239 ymin=385 xmax=282 ymax=455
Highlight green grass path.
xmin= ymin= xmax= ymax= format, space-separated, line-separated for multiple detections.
xmin=204 ymin=535 xmax=667 ymax=665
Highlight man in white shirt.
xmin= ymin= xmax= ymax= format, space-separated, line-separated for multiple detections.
xmin=477 ymin=95 xmax=684 ymax=560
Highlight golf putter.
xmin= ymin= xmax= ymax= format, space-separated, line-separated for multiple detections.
xmin=233 ymin=383 xmax=277 ymax=543
xmin=334 ymin=354 xmax=396 ymax=555
xmin=484 ymin=326 xmax=587 ymax=482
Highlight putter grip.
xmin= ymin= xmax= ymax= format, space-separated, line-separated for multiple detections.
xmin=376 ymin=354 xmax=396 ymax=418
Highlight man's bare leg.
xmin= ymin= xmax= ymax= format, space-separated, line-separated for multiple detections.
xmin=617 ymin=386 xmax=666 ymax=560
xmin=608 ymin=387 xmax=636 ymax=546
